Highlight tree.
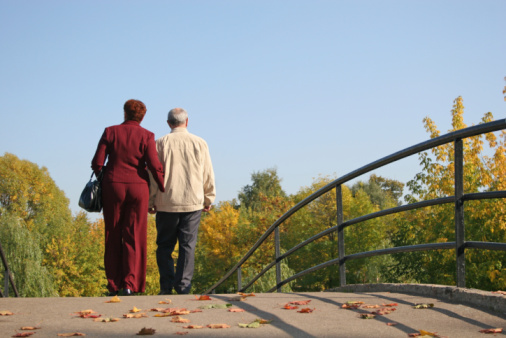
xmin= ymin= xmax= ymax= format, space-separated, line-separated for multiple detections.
xmin=238 ymin=168 xmax=286 ymax=211
xmin=391 ymin=97 xmax=506 ymax=290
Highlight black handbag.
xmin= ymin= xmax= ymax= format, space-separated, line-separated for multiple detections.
xmin=78 ymin=171 xmax=103 ymax=212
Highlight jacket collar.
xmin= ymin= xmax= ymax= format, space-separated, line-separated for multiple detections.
xmin=122 ymin=120 xmax=140 ymax=126
xmin=170 ymin=127 xmax=189 ymax=134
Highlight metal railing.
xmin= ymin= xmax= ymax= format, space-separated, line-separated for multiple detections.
xmin=0 ymin=240 xmax=19 ymax=297
xmin=204 ymin=119 xmax=506 ymax=294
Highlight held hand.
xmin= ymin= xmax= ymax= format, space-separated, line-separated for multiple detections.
xmin=148 ymin=206 xmax=157 ymax=214
xmin=203 ymin=205 xmax=212 ymax=212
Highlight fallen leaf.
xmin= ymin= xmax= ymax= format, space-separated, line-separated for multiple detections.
xmin=239 ymin=321 xmax=261 ymax=328
xmin=228 ymin=308 xmax=246 ymax=312
xmin=150 ymin=308 xmax=165 ymax=312
xmin=479 ymin=328 xmax=503 ymax=334
xmin=190 ymin=309 xmax=202 ymax=313
xmin=20 ymin=327 xmax=41 ymax=330
xmin=57 ymin=333 xmax=86 ymax=337
xmin=158 ymin=299 xmax=172 ymax=304
xmin=175 ymin=332 xmax=188 ymax=335
xmin=419 ymin=330 xmax=437 ymax=336
xmin=383 ymin=303 xmax=398 ymax=307
xmin=491 ymin=291 xmax=506 ymax=296
xmin=123 ymin=313 xmax=148 ymax=318
xmin=12 ymin=333 xmax=35 ymax=337
xmin=359 ymin=313 xmax=375 ymax=319
xmin=413 ymin=303 xmax=434 ymax=309
xmin=408 ymin=334 xmax=420 ymax=337
xmin=362 ymin=305 xmax=380 ymax=309
xmin=154 ymin=313 xmax=171 ymax=317
xmin=0 ymin=311 xmax=14 ymax=316
xmin=136 ymin=327 xmax=156 ymax=335
xmin=290 ymin=300 xmax=311 ymax=305
xmin=207 ymin=324 xmax=231 ymax=329
xmin=183 ymin=325 xmax=204 ymax=329
xmin=105 ymin=295 xmax=121 ymax=303
xmin=387 ymin=322 xmax=398 ymax=326
xmin=283 ymin=304 xmax=299 ymax=310
xmin=130 ymin=306 xmax=142 ymax=313
xmin=341 ymin=304 xmax=361 ymax=310
xmin=297 ymin=308 xmax=314 ymax=313
xmin=171 ymin=316 xmax=190 ymax=323
xmin=195 ymin=295 xmax=211 ymax=300
xmin=256 ymin=319 xmax=272 ymax=324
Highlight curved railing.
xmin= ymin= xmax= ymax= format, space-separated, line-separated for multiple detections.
xmin=204 ymin=119 xmax=506 ymax=294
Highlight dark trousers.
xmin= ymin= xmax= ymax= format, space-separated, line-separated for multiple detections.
xmin=102 ymin=182 xmax=149 ymax=293
xmin=155 ymin=210 xmax=202 ymax=294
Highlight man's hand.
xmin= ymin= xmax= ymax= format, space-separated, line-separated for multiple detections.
xmin=148 ymin=206 xmax=157 ymax=214
xmin=203 ymin=205 xmax=212 ymax=212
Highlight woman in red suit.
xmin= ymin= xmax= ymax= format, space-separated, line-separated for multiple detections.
xmin=92 ymin=99 xmax=165 ymax=296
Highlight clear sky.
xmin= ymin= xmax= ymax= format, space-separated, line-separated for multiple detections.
xmin=1 ymin=0 xmax=505 ymax=218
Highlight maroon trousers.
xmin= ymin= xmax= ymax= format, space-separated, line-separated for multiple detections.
xmin=102 ymin=182 xmax=149 ymax=293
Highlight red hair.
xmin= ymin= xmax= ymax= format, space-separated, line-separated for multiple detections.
xmin=124 ymin=99 xmax=147 ymax=122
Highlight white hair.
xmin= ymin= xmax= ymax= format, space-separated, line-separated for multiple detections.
xmin=167 ymin=108 xmax=188 ymax=126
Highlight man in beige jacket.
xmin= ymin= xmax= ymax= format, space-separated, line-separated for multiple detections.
xmin=149 ymin=107 xmax=215 ymax=295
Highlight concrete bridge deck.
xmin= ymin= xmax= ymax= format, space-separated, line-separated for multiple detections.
xmin=1 ymin=285 xmax=505 ymax=337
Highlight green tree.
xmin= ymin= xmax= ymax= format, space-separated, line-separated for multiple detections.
xmin=391 ymin=97 xmax=506 ymax=290
xmin=238 ymin=168 xmax=286 ymax=211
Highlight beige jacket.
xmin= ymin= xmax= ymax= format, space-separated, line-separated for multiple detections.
xmin=149 ymin=128 xmax=215 ymax=212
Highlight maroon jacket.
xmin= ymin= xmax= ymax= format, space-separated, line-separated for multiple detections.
xmin=92 ymin=120 xmax=165 ymax=192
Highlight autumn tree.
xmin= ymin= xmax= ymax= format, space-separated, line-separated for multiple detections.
xmin=238 ymin=168 xmax=286 ymax=211
xmin=390 ymin=97 xmax=505 ymax=290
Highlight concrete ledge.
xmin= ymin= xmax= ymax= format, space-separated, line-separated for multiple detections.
xmin=328 ymin=283 xmax=506 ymax=314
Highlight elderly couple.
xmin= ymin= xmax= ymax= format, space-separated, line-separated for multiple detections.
xmin=91 ymin=99 xmax=215 ymax=296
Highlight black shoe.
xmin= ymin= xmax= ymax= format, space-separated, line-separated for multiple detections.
xmin=158 ymin=289 xmax=172 ymax=295
xmin=122 ymin=288 xmax=134 ymax=296
xmin=107 ymin=291 xmax=118 ymax=296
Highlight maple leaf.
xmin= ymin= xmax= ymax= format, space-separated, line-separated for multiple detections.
xmin=154 ymin=313 xmax=171 ymax=317
xmin=256 ymin=319 xmax=272 ymax=324
xmin=105 ymin=295 xmax=121 ymax=303
xmin=413 ymin=303 xmax=434 ymax=309
xmin=20 ymin=327 xmax=41 ymax=330
xmin=158 ymin=299 xmax=172 ymax=304
xmin=297 ymin=308 xmax=314 ymax=313
xmin=171 ymin=316 xmax=191 ymax=323
xmin=183 ymin=325 xmax=204 ymax=329
xmin=149 ymin=308 xmax=165 ymax=312
xmin=207 ymin=324 xmax=231 ymax=329
xmin=362 ymin=305 xmax=380 ymax=309
xmin=341 ymin=304 xmax=360 ymax=310
xmin=136 ymin=327 xmax=155 ymax=335
xmin=0 ymin=311 xmax=14 ymax=316
xmin=195 ymin=295 xmax=212 ymax=300
xmin=290 ymin=300 xmax=311 ymax=305
xmin=57 ymin=333 xmax=86 ymax=336
xmin=238 ymin=292 xmax=255 ymax=297
xmin=130 ymin=306 xmax=142 ymax=313
xmin=479 ymin=328 xmax=503 ymax=334
xmin=123 ymin=313 xmax=148 ymax=319
xmin=228 ymin=308 xmax=246 ymax=312
xmin=383 ymin=303 xmax=398 ymax=307
xmin=283 ymin=304 xmax=299 ymax=310
xmin=12 ymin=333 xmax=35 ymax=337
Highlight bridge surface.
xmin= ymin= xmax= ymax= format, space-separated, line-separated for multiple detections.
xmin=1 ymin=286 xmax=505 ymax=337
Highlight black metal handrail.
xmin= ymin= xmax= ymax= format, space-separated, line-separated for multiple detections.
xmin=0 ymin=240 xmax=19 ymax=297
xmin=204 ymin=119 xmax=506 ymax=294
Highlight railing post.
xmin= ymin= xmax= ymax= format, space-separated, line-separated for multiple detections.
xmin=336 ymin=185 xmax=346 ymax=286
xmin=275 ymin=226 xmax=281 ymax=292
xmin=237 ymin=267 xmax=242 ymax=291
xmin=455 ymin=138 xmax=466 ymax=287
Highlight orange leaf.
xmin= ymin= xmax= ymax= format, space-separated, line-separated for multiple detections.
xmin=12 ymin=333 xmax=35 ymax=337
xmin=158 ymin=299 xmax=172 ymax=304
xmin=290 ymin=300 xmax=311 ymax=305
xmin=297 ymin=308 xmax=314 ymax=313
xmin=1 ymin=311 xmax=14 ymax=316
xmin=387 ymin=322 xmax=398 ymax=326
xmin=105 ymin=295 xmax=121 ymax=303
xmin=57 ymin=333 xmax=86 ymax=337
xmin=228 ymin=308 xmax=246 ymax=312
xmin=183 ymin=325 xmax=204 ymax=329
xmin=130 ymin=306 xmax=142 ymax=313
xmin=362 ymin=305 xmax=380 ymax=309
xmin=479 ymin=328 xmax=503 ymax=334
xmin=171 ymin=316 xmax=190 ymax=323
xmin=383 ymin=303 xmax=398 ymax=307
xmin=283 ymin=304 xmax=299 ymax=310
xmin=175 ymin=332 xmax=188 ymax=335
xmin=20 ymin=326 xmax=41 ymax=330
xmin=207 ymin=324 xmax=231 ymax=329
xmin=238 ymin=292 xmax=256 ymax=297
xmin=123 ymin=313 xmax=147 ymax=319
xmin=195 ymin=295 xmax=211 ymax=300
xmin=190 ymin=309 xmax=202 ymax=313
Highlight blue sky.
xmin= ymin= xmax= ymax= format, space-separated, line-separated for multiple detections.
xmin=1 ymin=0 xmax=505 ymax=218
